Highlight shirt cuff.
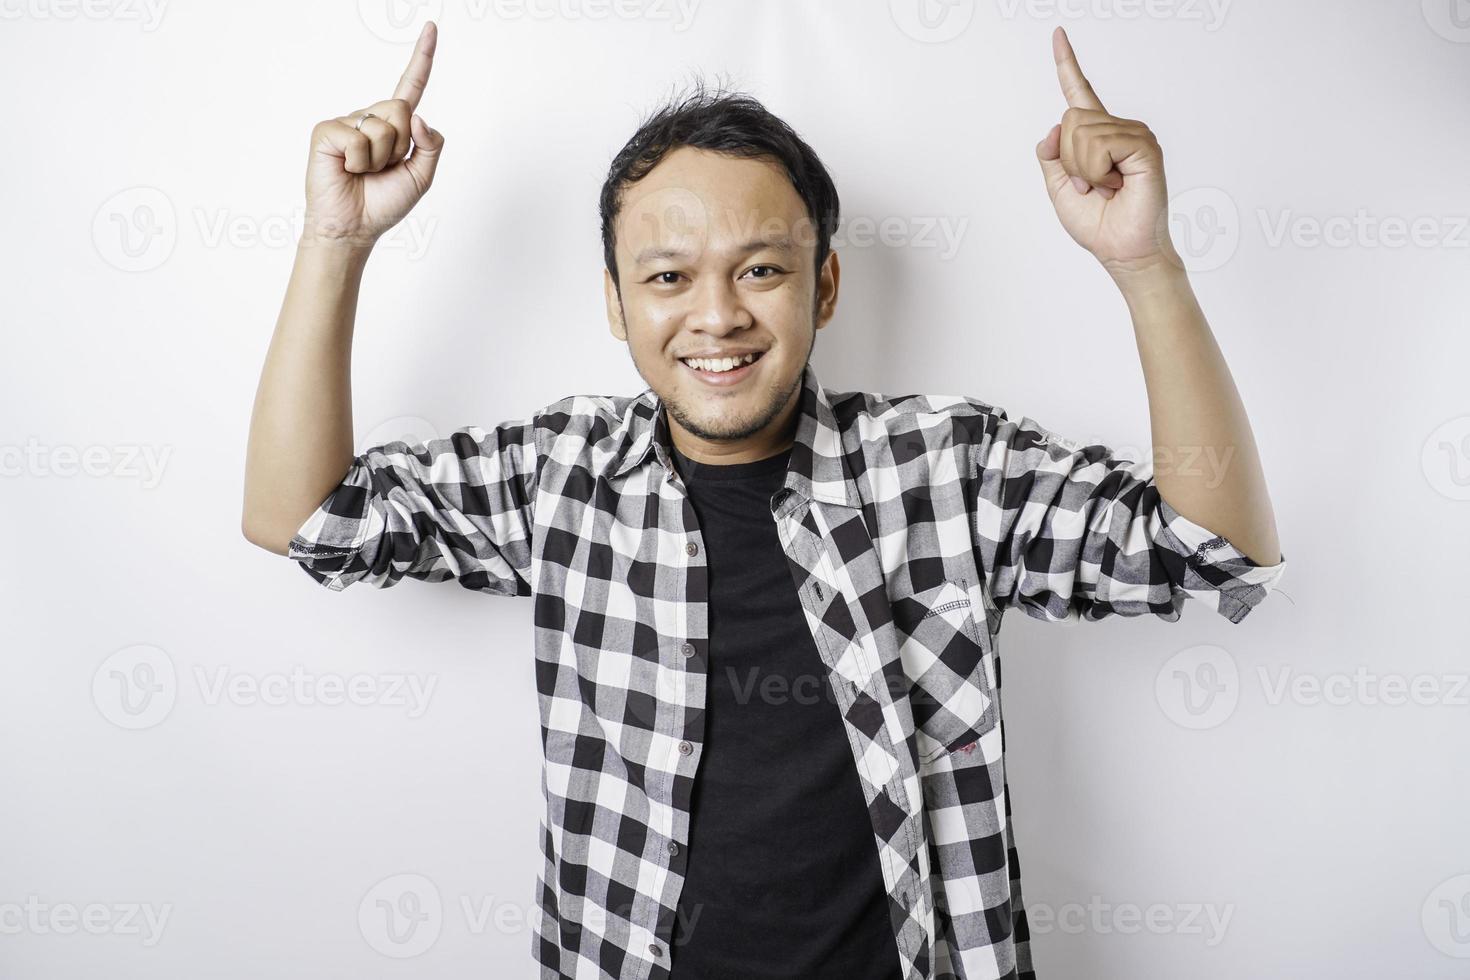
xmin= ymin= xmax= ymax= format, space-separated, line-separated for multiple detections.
xmin=285 ymin=464 xmax=380 ymax=592
xmin=1152 ymin=495 xmax=1287 ymax=624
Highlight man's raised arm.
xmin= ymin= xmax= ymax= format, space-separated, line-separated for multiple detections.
xmin=1033 ymin=26 xmax=1282 ymax=566
xmin=242 ymin=21 xmax=445 ymax=555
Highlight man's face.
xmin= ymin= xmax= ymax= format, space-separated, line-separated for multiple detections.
xmin=605 ymin=145 xmax=839 ymax=461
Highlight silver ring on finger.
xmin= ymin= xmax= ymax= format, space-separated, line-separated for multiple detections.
xmin=353 ymin=112 xmax=377 ymax=132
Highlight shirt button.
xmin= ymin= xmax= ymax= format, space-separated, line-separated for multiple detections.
xmin=680 ymin=642 xmax=695 ymax=658
xmin=678 ymin=740 xmax=693 ymax=756
xmin=685 ymin=541 xmax=698 ymax=557
xmin=649 ymin=943 xmax=662 ymax=957
xmin=667 ymin=841 xmax=679 ymax=856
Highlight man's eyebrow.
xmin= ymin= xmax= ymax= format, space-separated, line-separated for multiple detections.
xmin=633 ymin=236 xmax=800 ymax=265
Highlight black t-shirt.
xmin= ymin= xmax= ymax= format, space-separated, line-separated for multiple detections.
xmin=666 ymin=441 xmax=903 ymax=980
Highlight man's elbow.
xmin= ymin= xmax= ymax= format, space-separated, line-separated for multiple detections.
xmin=241 ymin=510 xmax=293 ymax=557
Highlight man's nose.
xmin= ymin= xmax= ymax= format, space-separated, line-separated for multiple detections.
xmin=685 ymin=276 xmax=751 ymax=334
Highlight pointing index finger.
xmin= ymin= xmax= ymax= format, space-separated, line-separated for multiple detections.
xmin=392 ymin=20 xmax=437 ymax=111
xmin=1052 ymin=26 xmax=1107 ymax=112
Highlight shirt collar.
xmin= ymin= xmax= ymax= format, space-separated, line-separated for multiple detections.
xmin=610 ymin=360 xmax=861 ymax=509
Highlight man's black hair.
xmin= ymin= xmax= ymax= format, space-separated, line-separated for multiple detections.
xmin=599 ymin=76 xmax=841 ymax=298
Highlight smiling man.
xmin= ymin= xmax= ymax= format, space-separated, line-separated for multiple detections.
xmin=243 ymin=21 xmax=1286 ymax=980
xmin=604 ymin=140 xmax=830 ymax=464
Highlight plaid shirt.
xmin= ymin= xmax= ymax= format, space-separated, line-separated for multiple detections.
xmin=287 ymin=361 xmax=1286 ymax=980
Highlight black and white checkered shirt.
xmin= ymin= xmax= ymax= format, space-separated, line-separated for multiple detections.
xmin=287 ymin=361 xmax=1286 ymax=980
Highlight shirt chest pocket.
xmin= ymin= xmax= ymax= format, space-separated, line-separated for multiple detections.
xmin=896 ymin=580 xmax=998 ymax=765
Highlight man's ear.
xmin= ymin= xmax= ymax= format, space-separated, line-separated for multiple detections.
xmin=605 ymin=268 xmax=627 ymax=341
xmin=814 ymin=249 xmax=840 ymax=330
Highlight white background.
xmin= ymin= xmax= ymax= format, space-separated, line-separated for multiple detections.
xmin=4 ymin=0 xmax=1469 ymax=977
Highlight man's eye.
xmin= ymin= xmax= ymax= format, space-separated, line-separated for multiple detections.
xmin=650 ymin=272 xmax=682 ymax=285
xmin=745 ymin=265 xmax=781 ymax=280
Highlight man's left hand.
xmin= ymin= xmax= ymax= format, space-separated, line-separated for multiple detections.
xmin=1036 ymin=27 xmax=1180 ymax=279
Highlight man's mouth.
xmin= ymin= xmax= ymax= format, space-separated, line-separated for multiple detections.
xmin=679 ymin=351 xmax=764 ymax=385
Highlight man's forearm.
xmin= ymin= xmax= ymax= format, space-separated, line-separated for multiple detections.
xmin=241 ymin=240 xmax=372 ymax=555
xmin=1112 ymin=263 xmax=1282 ymax=566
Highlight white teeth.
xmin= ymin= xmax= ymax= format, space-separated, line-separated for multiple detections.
xmin=682 ymin=352 xmax=759 ymax=373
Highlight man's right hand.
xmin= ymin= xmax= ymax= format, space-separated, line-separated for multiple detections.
xmin=301 ymin=20 xmax=444 ymax=249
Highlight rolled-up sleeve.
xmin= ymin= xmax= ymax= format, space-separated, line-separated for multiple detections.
xmin=287 ymin=417 xmax=541 ymax=596
xmin=970 ymin=408 xmax=1286 ymax=624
